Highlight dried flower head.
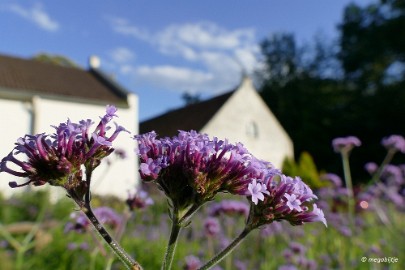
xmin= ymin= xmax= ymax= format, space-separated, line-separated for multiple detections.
xmin=0 ymin=105 xmax=127 ymax=201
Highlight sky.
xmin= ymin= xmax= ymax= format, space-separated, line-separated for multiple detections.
xmin=0 ymin=0 xmax=374 ymax=121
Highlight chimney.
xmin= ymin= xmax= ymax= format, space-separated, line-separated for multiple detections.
xmin=89 ymin=55 xmax=101 ymax=69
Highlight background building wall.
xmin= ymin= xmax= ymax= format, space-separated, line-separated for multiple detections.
xmin=0 ymin=94 xmax=139 ymax=200
xmin=0 ymin=99 xmax=31 ymax=197
xmin=202 ymin=78 xmax=294 ymax=169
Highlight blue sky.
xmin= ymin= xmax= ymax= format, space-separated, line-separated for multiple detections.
xmin=0 ymin=0 xmax=373 ymax=121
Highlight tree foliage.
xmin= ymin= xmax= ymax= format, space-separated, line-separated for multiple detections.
xmin=256 ymin=0 xmax=405 ymax=183
xmin=181 ymin=92 xmax=201 ymax=105
xmin=282 ymin=152 xmax=327 ymax=189
xmin=32 ymin=53 xmax=78 ymax=68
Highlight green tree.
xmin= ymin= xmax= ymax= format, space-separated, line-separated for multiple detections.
xmin=181 ymin=92 xmax=201 ymax=105
xmin=256 ymin=1 xmax=405 ymax=184
xmin=339 ymin=0 xmax=405 ymax=90
xmin=256 ymin=33 xmax=348 ymax=176
xmin=32 ymin=53 xmax=78 ymax=68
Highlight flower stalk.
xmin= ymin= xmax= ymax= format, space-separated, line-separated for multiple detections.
xmin=198 ymin=228 xmax=251 ymax=270
xmin=162 ymin=202 xmax=204 ymax=269
xmin=332 ymin=136 xmax=361 ymax=227
xmin=340 ymin=151 xmax=355 ymax=227
xmin=80 ymin=200 xmax=142 ymax=270
xmin=369 ymin=148 xmax=396 ymax=185
xmin=162 ymin=208 xmax=182 ymax=270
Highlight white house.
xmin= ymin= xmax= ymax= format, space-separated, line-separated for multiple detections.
xmin=140 ymin=76 xmax=294 ymax=168
xmin=0 ymin=54 xmax=138 ymax=199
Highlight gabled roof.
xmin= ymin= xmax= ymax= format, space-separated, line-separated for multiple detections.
xmin=0 ymin=54 xmax=129 ymax=105
xmin=140 ymin=90 xmax=235 ymax=136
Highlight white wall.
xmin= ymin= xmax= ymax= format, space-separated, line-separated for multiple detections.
xmin=0 ymin=95 xmax=139 ymax=200
xmin=0 ymin=99 xmax=31 ymax=197
xmin=202 ymin=78 xmax=294 ymax=169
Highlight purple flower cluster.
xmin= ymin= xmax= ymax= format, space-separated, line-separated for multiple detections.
xmin=203 ymin=217 xmax=221 ymax=236
xmin=0 ymin=105 xmax=127 ymax=200
xmin=209 ymin=200 xmax=249 ymax=217
xmin=381 ymin=134 xmax=405 ymax=153
xmin=364 ymin=162 xmax=378 ymax=175
xmin=332 ymin=136 xmax=361 ymax=154
xmin=65 ymin=206 xmax=122 ymax=233
xmin=183 ymin=255 xmax=201 ymax=270
xmin=135 ymin=130 xmax=274 ymax=209
xmin=247 ymin=174 xmax=327 ymax=228
xmin=136 ymin=130 xmax=326 ymax=227
xmin=360 ymin=163 xmax=405 ymax=211
xmin=320 ymin=173 xmax=342 ymax=187
xmin=281 ymin=241 xmax=317 ymax=270
xmin=126 ymin=189 xmax=154 ymax=211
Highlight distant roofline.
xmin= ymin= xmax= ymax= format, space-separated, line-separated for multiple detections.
xmin=89 ymin=67 xmax=130 ymax=99
xmin=0 ymin=53 xmax=133 ymax=106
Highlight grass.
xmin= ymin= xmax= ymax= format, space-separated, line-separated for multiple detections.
xmin=0 ymin=187 xmax=404 ymax=270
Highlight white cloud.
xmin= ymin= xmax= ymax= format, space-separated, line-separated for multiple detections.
xmin=107 ymin=18 xmax=259 ymax=94
xmin=155 ymin=22 xmax=255 ymax=52
xmin=7 ymin=3 xmax=59 ymax=32
xmin=107 ymin=16 xmax=149 ymax=40
xmin=109 ymin=47 xmax=136 ymax=63
xmin=135 ymin=65 xmax=213 ymax=93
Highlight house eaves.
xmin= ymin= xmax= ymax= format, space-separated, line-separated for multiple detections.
xmin=0 ymin=54 xmax=131 ymax=106
xmin=140 ymin=90 xmax=235 ymax=136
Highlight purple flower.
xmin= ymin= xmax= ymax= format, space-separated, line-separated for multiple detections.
xmin=364 ymin=162 xmax=378 ymax=175
xmin=65 ymin=206 xmax=122 ymax=233
xmin=247 ymin=173 xmax=327 ymax=228
xmin=320 ymin=173 xmax=342 ymax=187
xmin=248 ymin=179 xmax=270 ymax=205
xmin=278 ymin=265 xmax=298 ymax=270
xmin=105 ymin=104 xmax=118 ymax=118
xmin=68 ymin=242 xmax=90 ymax=251
xmin=381 ymin=164 xmax=404 ymax=185
xmin=135 ymin=130 xmax=279 ymax=210
xmin=183 ymin=255 xmax=201 ymax=270
xmin=284 ymin=194 xmax=303 ymax=212
xmin=0 ymin=105 xmax=127 ymax=201
xmin=126 ymin=189 xmax=154 ymax=211
xmin=204 ymin=217 xmax=221 ymax=236
xmin=381 ymin=135 xmax=405 ymax=153
xmin=209 ymin=200 xmax=250 ymax=217
xmin=332 ymin=136 xmax=361 ymax=154
xmin=288 ymin=242 xmax=306 ymax=255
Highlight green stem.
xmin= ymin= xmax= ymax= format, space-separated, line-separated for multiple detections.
xmin=82 ymin=203 xmax=142 ymax=270
xmin=369 ymin=149 xmax=396 ymax=186
xmin=89 ymin=249 xmax=99 ymax=270
xmin=162 ymin=212 xmax=182 ymax=270
xmin=160 ymin=202 xmax=202 ymax=269
xmin=14 ymin=192 xmax=48 ymax=270
xmin=341 ymin=152 xmax=355 ymax=227
xmin=198 ymin=228 xmax=251 ymax=270
xmin=178 ymin=203 xmax=202 ymax=226
xmin=105 ymin=257 xmax=115 ymax=270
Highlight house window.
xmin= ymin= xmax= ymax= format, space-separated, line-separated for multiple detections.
xmin=246 ymin=121 xmax=259 ymax=138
